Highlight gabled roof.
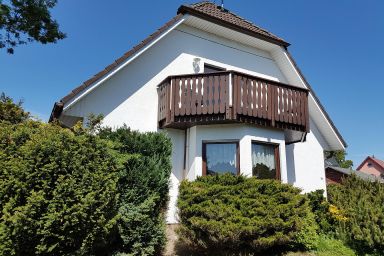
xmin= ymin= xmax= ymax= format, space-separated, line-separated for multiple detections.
xmin=49 ymin=1 xmax=346 ymax=150
xmin=177 ymin=1 xmax=289 ymax=47
xmin=357 ymin=156 xmax=384 ymax=171
xmin=50 ymin=1 xmax=290 ymax=121
xmin=325 ymin=166 xmax=384 ymax=183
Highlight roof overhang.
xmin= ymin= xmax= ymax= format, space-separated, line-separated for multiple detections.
xmin=49 ymin=14 xmax=186 ymax=121
xmin=177 ymin=4 xmax=290 ymax=48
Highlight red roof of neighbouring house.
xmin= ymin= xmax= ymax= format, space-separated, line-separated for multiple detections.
xmin=357 ymin=156 xmax=384 ymax=171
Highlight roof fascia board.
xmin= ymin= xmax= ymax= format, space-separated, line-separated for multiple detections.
xmin=177 ymin=5 xmax=290 ymax=48
xmin=278 ymin=48 xmax=347 ymax=149
xmin=63 ymin=16 xmax=187 ymax=111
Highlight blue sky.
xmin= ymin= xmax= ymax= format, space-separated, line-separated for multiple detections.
xmin=0 ymin=0 xmax=383 ymax=167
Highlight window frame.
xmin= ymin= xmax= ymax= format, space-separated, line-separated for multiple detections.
xmin=203 ymin=63 xmax=226 ymax=73
xmin=202 ymin=141 xmax=240 ymax=176
xmin=251 ymin=141 xmax=281 ymax=180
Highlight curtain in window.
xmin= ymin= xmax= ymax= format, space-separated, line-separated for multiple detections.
xmin=251 ymin=143 xmax=276 ymax=179
xmin=206 ymin=143 xmax=237 ymax=175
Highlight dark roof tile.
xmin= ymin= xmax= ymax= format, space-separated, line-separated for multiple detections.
xmin=178 ymin=1 xmax=289 ymax=46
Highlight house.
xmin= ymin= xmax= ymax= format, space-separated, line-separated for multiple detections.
xmin=50 ymin=2 xmax=347 ymax=224
xmin=324 ymin=158 xmax=381 ymax=184
xmin=357 ymin=156 xmax=384 ymax=178
xmin=325 ymin=157 xmax=384 ymax=184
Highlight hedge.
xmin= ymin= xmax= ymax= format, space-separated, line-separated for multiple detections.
xmin=99 ymin=126 xmax=172 ymax=255
xmin=0 ymin=96 xmax=173 ymax=255
xmin=0 ymin=121 xmax=120 ymax=255
xmin=177 ymin=174 xmax=318 ymax=254
xmin=328 ymin=175 xmax=384 ymax=255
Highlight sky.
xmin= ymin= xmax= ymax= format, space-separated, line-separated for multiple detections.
xmin=0 ymin=0 xmax=383 ymax=167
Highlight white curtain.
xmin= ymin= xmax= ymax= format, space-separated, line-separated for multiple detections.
xmin=251 ymin=143 xmax=275 ymax=170
xmin=206 ymin=143 xmax=237 ymax=174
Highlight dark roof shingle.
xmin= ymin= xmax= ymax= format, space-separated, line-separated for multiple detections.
xmin=178 ymin=1 xmax=289 ymax=47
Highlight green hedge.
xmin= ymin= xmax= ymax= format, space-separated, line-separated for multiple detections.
xmin=177 ymin=174 xmax=318 ymax=254
xmin=328 ymin=175 xmax=384 ymax=255
xmin=0 ymin=97 xmax=172 ymax=255
xmin=99 ymin=126 xmax=172 ymax=255
xmin=0 ymin=121 xmax=120 ymax=255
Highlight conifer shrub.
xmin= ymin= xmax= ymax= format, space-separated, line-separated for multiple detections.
xmin=177 ymin=174 xmax=318 ymax=254
xmin=0 ymin=95 xmax=173 ymax=255
xmin=0 ymin=121 xmax=120 ymax=255
xmin=99 ymin=126 xmax=172 ymax=255
xmin=327 ymin=175 xmax=384 ymax=255
xmin=306 ymin=190 xmax=336 ymax=234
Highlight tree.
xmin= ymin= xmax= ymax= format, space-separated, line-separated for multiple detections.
xmin=0 ymin=92 xmax=30 ymax=124
xmin=325 ymin=150 xmax=353 ymax=169
xmin=0 ymin=0 xmax=65 ymax=54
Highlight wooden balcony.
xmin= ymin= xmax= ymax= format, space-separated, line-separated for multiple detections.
xmin=158 ymin=71 xmax=309 ymax=134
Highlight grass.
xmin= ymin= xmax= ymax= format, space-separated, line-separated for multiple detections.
xmin=285 ymin=236 xmax=356 ymax=256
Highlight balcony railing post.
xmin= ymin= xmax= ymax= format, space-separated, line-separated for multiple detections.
xmin=225 ymin=72 xmax=231 ymax=120
xmin=232 ymin=73 xmax=237 ymax=120
xmin=305 ymin=91 xmax=310 ymax=132
xmin=271 ymin=84 xmax=276 ymax=127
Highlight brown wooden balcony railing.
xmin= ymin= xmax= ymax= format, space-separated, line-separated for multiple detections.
xmin=158 ymin=71 xmax=309 ymax=133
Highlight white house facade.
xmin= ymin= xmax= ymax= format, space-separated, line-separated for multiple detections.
xmin=50 ymin=2 xmax=347 ymax=224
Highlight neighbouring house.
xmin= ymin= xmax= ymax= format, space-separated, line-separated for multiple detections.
xmin=357 ymin=156 xmax=384 ymax=178
xmin=325 ymin=157 xmax=384 ymax=184
xmin=50 ymin=2 xmax=347 ymax=224
xmin=324 ymin=158 xmax=381 ymax=184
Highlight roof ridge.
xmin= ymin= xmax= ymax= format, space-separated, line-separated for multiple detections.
xmin=190 ymin=1 xmax=272 ymax=32
xmin=370 ymin=156 xmax=384 ymax=169
xmin=179 ymin=1 xmax=289 ymax=46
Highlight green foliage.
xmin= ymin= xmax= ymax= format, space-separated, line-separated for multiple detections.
xmin=328 ymin=175 xmax=384 ymax=255
xmin=0 ymin=92 xmax=30 ymax=124
xmin=98 ymin=126 xmax=172 ymax=255
xmin=324 ymin=150 xmax=353 ymax=169
xmin=0 ymin=121 xmax=120 ymax=255
xmin=0 ymin=106 xmax=172 ymax=255
xmin=315 ymin=235 xmax=356 ymax=256
xmin=178 ymin=174 xmax=318 ymax=254
xmin=0 ymin=0 xmax=65 ymax=54
xmin=306 ymin=190 xmax=335 ymax=234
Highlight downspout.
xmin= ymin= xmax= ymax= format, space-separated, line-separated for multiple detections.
xmin=183 ymin=128 xmax=189 ymax=180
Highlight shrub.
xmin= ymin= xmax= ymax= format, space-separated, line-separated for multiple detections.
xmin=306 ymin=190 xmax=335 ymax=234
xmin=0 ymin=121 xmax=120 ymax=255
xmin=0 ymin=114 xmax=172 ymax=255
xmin=99 ymin=126 xmax=172 ymax=255
xmin=178 ymin=174 xmax=318 ymax=254
xmin=328 ymin=175 xmax=384 ymax=255
xmin=0 ymin=92 xmax=29 ymax=124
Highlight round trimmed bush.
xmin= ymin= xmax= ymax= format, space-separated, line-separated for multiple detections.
xmin=177 ymin=174 xmax=318 ymax=254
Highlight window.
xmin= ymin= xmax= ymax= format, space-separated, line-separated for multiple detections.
xmin=368 ymin=162 xmax=373 ymax=167
xmin=251 ymin=142 xmax=280 ymax=180
xmin=204 ymin=63 xmax=225 ymax=73
xmin=202 ymin=142 xmax=239 ymax=176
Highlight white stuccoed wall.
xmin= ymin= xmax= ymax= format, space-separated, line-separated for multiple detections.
xmin=63 ymin=24 xmax=287 ymax=129
xmin=286 ymin=119 xmax=328 ymax=193
xmin=166 ymin=124 xmax=287 ymax=223
xmin=61 ymin=23 xmax=330 ymax=224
